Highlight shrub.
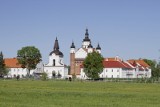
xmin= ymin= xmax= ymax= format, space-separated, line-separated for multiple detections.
xmin=41 ymin=72 xmax=48 ymax=81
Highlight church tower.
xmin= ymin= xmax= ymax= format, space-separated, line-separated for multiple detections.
xmin=44 ymin=37 xmax=68 ymax=79
xmin=82 ymin=28 xmax=91 ymax=49
xmin=48 ymin=37 xmax=64 ymax=66
xmin=70 ymin=41 xmax=76 ymax=75
xmin=96 ymin=43 xmax=101 ymax=54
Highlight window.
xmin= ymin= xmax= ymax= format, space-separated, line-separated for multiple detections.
xmin=117 ymin=69 xmax=119 ymax=72
xmin=112 ymin=69 xmax=113 ymax=72
xmin=117 ymin=75 xmax=119 ymax=78
xmin=53 ymin=59 xmax=55 ymax=66
xmin=106 ymin=70 xmax=107 ymax=72
xmin=112 ymin=75 xmax=113 ymax=78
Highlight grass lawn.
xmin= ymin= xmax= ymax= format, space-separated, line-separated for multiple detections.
xmin=0 ymin=80 xmax=160 ymax=107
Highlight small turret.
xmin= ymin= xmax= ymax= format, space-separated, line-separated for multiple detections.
xmin=88 ymin=43 xmax=93 ymax=53
xmin=70 ymin=41 xmax=76 ymax=53
xmin=96 ymin=43 xmax=101 ymax=53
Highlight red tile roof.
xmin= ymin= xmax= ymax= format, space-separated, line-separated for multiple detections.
xmin=81 ymin=59 xmax=134 ymax=69
xmin=103 ymin=61 xmax=132 ymax=68
xmin=4 ymin=58 xmax=22 ymax=68
xmin=127 ymin=59 xmax=150 ymax=68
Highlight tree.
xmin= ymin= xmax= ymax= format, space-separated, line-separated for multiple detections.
xmin=83 ymin=51 xmax=104 ymax=79
xmin=17 ymin=46 xmax=42 ymax=77
xmin=0 ymin=52 xmax=8 ymax=77
xmin=144 ymin=59 xmax=160 ymax=78
xmin=0 ymin=51 xmax=6 ymax=77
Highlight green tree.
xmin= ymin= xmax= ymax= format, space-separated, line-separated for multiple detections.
xmin=83 ymin=51 xmax=104 ymax=79
xmin=0 ymin=51 xmax=6 ymax=77
xmin=144 ymin=59 xmax=160 ymax=78
xmin=17 ymin=46 xmax=42 ymax=77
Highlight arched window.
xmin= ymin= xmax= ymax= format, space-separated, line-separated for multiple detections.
xmin=53 ymin=59 xmax=55 ymax=66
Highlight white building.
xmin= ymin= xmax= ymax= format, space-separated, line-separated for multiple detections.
xmin=80 ymin=57 xmax=151 ymax=79
xmin=43 ymin=37 xmax=68 ymax=79
xmin=4 ymin=58 xmax=34 ymax=78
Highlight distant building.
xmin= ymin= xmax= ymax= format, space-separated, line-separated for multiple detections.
xmin=43 ymin=37 xmax=68 ymax=79
xmin=4 ymin=58 xmax=34 ymax=78
xmin=80 ymin=57 xmax=151 ymax=79
xmin=70 ymin=28 xmax=101 ymax=76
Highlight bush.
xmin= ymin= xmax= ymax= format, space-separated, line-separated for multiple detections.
xmin=41 ymin=72 xmax=48 ymax=81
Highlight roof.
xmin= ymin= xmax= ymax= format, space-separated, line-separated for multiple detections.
xmin=81 ymin=60 xmax=134 ymax=69
xmin=96 ymin=43 xmax=101 ymax=50
xmin=127 ymin=59 xmax=150 ymax=68
xmin=4 ymin=58 xmax=22 ymax=68
xmin=103 ymin=61 xmax=133 ymax=69
xmin=50 ymin=38 xmax=63 ymax=57
xmin=83 ymin=28 xmax=91 ymax=42
xmin=70 ymin=41 xmax=75 ymax=48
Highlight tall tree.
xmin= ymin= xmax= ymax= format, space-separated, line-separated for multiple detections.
xmin=0 ymin=52 xmax=8 ymax=77
xmin=144 ymin=59 xmax=160 ymax=78
xmin=17 ymin=46 xmax=42 ymax=77
xmin=83 ymin=51 xmax=104 ymax=79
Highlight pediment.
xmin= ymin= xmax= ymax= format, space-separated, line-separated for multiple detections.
xmin=75 ymin=48 xmax=87 ymax=59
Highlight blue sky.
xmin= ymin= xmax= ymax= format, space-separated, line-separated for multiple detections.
xmin=0 ymin=0 xmax=160 ymax=65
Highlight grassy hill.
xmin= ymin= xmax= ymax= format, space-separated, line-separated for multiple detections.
xmin=0 ymin=80 xmax=160 ymax=107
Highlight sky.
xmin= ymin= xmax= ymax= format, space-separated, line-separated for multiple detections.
xmin=0 ymin=0 xmax=160 ymax=65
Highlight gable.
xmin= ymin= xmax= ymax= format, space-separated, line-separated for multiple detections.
xmin=75 ymin=48 xmax=87 ymax=59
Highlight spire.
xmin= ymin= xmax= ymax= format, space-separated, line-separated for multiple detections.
xmin=54 ymin=37 xmax=59 ymax=50
xmin=85 ymin=28 xmax=89 ymax=37
xmin=70 ymin=41 xmax=75 ymax=48
xmin=96 ymin=43 xmax=101 ymax=50
xmin=50 ymin=37 xmax=63 ymax=57
xmin=83 ymin=28 xmax=90 ymax=42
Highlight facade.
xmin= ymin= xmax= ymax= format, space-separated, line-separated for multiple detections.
xmin=80 ymin=57 xmax=151 ymax=79
xmin=4 ymin=58 xmax=34 ymax=78
xmin=43 ymin=37 xmax=68 ymax=79
xmin=70 ymin=28 xmax=101 ymax=75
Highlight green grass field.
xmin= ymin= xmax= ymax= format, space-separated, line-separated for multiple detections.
xmin=0 ymin=80 xmax=160 ymax=107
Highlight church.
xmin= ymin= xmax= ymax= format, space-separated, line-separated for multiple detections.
xmin=69 ymin=29 xmax=151 ymax=79
xmin=70 ymin=28 xmax=101 ymax=76
xmin=43 ymin=37 xmax=68 ymax=79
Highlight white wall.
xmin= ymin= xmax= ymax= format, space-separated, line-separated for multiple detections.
xmin=8 ymin=68 xmax=35 ymax=78
xmin=75 ymin=48 xmax=87 ymax=59
xmin=44 ymin=66 xmax=68 ymax=79
xmin=47 ymin=53 xmax=64 ymax=66
xmin=82 ymin=41 xmax=90 ymax=49
xmin=80 ymin=68 xmax=151 ymax=79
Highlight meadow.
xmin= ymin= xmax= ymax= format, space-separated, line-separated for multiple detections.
xmin=0 ymin=80 xmax=160 ymax=107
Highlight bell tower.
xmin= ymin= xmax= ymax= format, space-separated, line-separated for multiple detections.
xmin=70 ymin=41 xmax=76 ymax=75
xmin=82 ymin=28 xmax=91 ymax=49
